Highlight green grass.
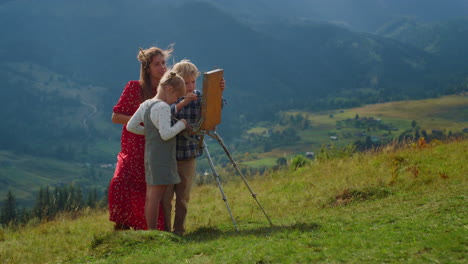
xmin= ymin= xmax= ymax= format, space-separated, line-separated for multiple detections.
xmin=1 ymin=139 xmax=466 ymax=263
xmin=340 ymin=95 xmax=467 ymax=131
xmin=241 ymin=157 xmax=278 ymax=169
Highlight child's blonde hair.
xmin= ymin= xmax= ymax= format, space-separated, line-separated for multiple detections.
xmin=172 ymin=59 xmax=200 ymax=79
xmin=158 ymin=71 xmax=186 ymax=98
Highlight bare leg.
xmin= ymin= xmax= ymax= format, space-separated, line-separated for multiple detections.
xmin=162 ymin=184 xmax=175 ymax=232
xmin=145 ymin=185 xmax=168 ymax=230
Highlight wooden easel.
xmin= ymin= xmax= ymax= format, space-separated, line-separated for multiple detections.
xmin=200 ymin=69 xmax=224 ymax=131
xmin=197 ymin=68 xmax=273 ymax=231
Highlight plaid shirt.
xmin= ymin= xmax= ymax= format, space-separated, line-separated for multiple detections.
xmin=171 ymin=90 xmax=204 ymax=161
xmin=171 ymin=90 xmax=227 ymax=160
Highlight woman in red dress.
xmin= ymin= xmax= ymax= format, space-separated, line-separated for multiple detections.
xmin=108 ymin=46 xmax=173 ymax=230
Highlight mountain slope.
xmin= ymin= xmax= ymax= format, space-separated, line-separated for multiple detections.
xmin=377 ymin=17 xmax=468 ymax=68
xmin=1 ymin=139 xmax=467 ymax=263
xmin=0 ymin=0 xmax=467 ymax=205
xmin=0 ymin=0 xmax=466 ymax=153
xmin=0 ymin=61 xmax=116 ymax=160
xmin=204 ymin=0 xmax=468 ymax=32
xmin=1 ymin=0 xmax=464 ymax=115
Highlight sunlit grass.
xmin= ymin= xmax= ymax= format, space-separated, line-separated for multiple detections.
xmin=348 ymin=94 xmax=467 ymax=131
xmin=1 ymin=139 xmax=466 ymax=263
xmin=0 ymin=209 xmax=113 ymax=263
xmin=301 ymin=95 xmax=467 ymax=132
xmin=251 ymin=95 xmax=467 ymax=164
xmin=240 ymin=157 xmax=277 ymax=168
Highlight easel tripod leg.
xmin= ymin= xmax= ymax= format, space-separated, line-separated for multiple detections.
xmin=203 ymin=141 xmax=239 ymax=231
xmin=212 ymin=132 xmax=273 ymax=226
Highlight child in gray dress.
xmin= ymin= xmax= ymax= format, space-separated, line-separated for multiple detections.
xmin=127 ymin=71 xmax=188 ymax=230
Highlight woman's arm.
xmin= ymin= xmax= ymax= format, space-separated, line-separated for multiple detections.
xmin=111 ymin=112 xmax=132 ymax=125
xmin=112 ymin=81 xmax=141 ymax=124
xmin=126 ymin=106 xmax=145 ymax=135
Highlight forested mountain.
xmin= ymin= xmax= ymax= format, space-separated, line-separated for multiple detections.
xmin=377 ymin=17 xmax=468 ymax=69
xmin=1 ymin=0 xmax=465 ymax=121
xmin=204 ymin=0 xmax=468 ymax=32
xmin=1 ymin=0 xmax=467 ymax=152
xmin=0 ymin=62 xmax=113 ymax=161
xmin=0 ymin=0 xmax=467 ymax=206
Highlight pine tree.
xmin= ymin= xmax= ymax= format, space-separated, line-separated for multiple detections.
xmin=422 ymin=130 xmax=429 ymax=140
xmin=43 ymin=186 xmax=52 ymax=219
xmin=33 ymin=187 xmax=44 ymax=219
xmin=75 ymin=185 xmax=83 ymax=210
xmin=86 ymin=188 xmax=99 ymax=208
xmin=415 ymin=129 xmax=421 ymax=140
xmin=55 ymin=186 xmax=66 ymax=212
xmin=65 ymin=185 xmax=75 ymax=211
xmin=1 ymin=190 xmax=18 ymax=225
xmin=19 ymin=207 xmax=30 ymax=224
xmin=101 ymin=187 xmax=109 ymax=207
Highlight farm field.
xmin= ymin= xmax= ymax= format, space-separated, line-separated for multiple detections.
xmin=240 ymin=95 xmax=467 ymax=169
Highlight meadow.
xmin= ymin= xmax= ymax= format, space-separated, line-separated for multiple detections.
xmin=2 ymin=94 xmax=466 ymax=206
xmin=241 ymin=94 xmax=468 ymax=168
xmin=1 ymin=138 xmax=466 ymax=263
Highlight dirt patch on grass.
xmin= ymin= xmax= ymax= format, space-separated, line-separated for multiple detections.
xmin=328 ymin=186 xmax=393 ymax=207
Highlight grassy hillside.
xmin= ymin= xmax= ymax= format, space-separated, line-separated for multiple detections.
xmin=0 ymin=151 xmax=113 ymax=208
xmin=2 ymin=94 xmax=465 ymax=207
xmin=238 ymin=94 xmax=467 ymax=169
xmin=0 ymin=61 xmax=120 ymax=207
xmin=0 ymin=61 xmax=121 ymax=160
xmin=1 ymin=1 xmax=467 ymax=188
xmin=1 ymin=139 xmax=466 ymax=263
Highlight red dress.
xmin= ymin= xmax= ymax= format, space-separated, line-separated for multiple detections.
xmin=108 ymin=81 xmax=165 ymax=230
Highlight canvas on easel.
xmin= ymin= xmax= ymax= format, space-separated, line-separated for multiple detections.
xmin=200 ymin=68 xmax=224 ymax=131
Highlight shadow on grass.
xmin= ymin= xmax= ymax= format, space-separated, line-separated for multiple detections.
xmin=184 ymin=221 xmax=321 ymax=242
xmin=88 ymin=221 xmax=320 ymax=258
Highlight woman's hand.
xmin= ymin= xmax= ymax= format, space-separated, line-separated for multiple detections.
xmin=220 ymin=78 xmax=226 ymax=91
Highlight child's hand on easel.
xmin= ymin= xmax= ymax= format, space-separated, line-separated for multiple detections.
xmin=177 ymin=93 xmax=197 ymax=110
xmin=183 ymin=92 xmax=198 ymax=103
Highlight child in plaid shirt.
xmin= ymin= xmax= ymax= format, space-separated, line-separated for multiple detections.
xmin=162 ymin=59 xmax=225 ymax=235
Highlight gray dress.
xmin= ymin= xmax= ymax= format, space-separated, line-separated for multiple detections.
xmin=144 ymin=101 xmax=181 ymax=185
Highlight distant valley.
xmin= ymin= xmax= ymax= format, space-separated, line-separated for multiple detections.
xmin=0 ymin=0 xmax=467 ymax=207
xmin=1 ymin=94 xmax=466 ymax=207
